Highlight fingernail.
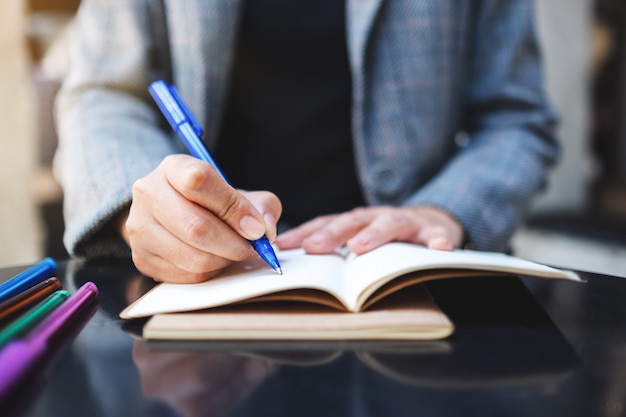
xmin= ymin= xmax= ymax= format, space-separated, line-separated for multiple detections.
xmin=429 ymin=236 xmax=453 ymax=251
xmin=240 ymin=215 xmax=265 ymax=239
xmin=263 ymin=213 xmax=276 ymax=229
xmin=354 ymin=232 xmax=372 ymax=246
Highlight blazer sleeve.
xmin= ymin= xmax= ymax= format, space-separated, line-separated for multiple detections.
xmin=405 ymin=0 xmax=560 ymax=251
xmin=54 ymin=0 xmax=183 ymax=258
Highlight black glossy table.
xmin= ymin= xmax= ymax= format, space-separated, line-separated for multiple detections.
xmin=1 ymin=258 xmax=625 ymax=417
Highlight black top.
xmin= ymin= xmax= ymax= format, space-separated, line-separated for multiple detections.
xmin=215 ymin=0 xmax=365 ymax=228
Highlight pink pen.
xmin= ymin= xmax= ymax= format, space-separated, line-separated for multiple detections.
xmin=0 ymin=282 xmax=98 ymax=401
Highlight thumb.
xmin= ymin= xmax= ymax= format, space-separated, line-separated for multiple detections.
xmin=241 ymin=190 xmax=282 ymax=241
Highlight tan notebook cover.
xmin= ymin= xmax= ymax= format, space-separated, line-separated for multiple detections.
xmin=142 ymin=285 xmax=454 ymax=341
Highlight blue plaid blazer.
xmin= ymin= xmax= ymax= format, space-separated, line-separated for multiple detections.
xmin=55 ymin=0 xmax=559 ymax=257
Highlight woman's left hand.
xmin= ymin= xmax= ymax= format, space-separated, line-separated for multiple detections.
xmin=275 ymin=205 xmax=464 ymax=255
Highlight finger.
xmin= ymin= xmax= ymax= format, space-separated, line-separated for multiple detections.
xmin=417 ymin=225 xmax=455 ymax=251
xmin=163 ymin=155 xmax=267 ymax=240
xmin=155 ymin=200 xmax=254 ymax=261
xmin=345 ymin=210 xmax=416 ymax=255
xmin=135 ymin=253 xmax=220 ymax=284
xmin=410 ymin=206 xmax=464 ymax=248
xmin=132 ymin=170 xmax=254 ymax=261
xmin=244 ymin=191 xmax=282 ymax=242
xmin=129 ymin=223 xmax=233 ymax=283
xmin=300 ymin=209 xmax=374 ymax=254
xmin=427 ymin=235 xmax=455 ymax=251
xmin=345 ymin=209 xmax=460 ymax=254
xmin=274 ymin=215 xmax=336 ymax=249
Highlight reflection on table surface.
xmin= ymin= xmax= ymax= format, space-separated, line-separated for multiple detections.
xmin=0 ymin=258 xmax=625 ymax=417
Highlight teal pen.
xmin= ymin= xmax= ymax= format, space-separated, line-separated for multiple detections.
xmin=149 ymin=80 xmax=282 ymax=274
xmin=0 ymin=290 xmax=70 ymax=348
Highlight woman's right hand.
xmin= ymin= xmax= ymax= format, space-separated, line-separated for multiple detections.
xmin=119 ymin=154 xmax=282 ymax=283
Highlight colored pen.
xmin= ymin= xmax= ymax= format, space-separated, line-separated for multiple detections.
xmin=0 ymin=258 xmax=56 ymax=304
xmin=0 ymin=282 xmax=98 ymax=402
xmin=0 ymin=290 xmax=70 ymax=348
xmin=0 ymin=278 xmax=62 ymax=324
xmin=148 ymin=80 xmax=282 ymax=274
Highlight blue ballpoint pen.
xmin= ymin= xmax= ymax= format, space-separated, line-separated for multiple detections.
xmin=148 ymin=80 xmax=282 ymax=274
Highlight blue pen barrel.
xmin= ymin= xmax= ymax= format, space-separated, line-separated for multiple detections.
xmin=0 ymin=258 xmax=57 ymax=304
xmin=176 ymin=124 xmax=232 ymax=185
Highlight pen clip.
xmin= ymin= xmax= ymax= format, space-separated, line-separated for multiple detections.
xmin=149 ymin=80 xmax=204 ymax=138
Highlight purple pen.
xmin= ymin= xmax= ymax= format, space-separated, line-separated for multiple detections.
xmin=0 ymin=282 xmax=98 ymax=401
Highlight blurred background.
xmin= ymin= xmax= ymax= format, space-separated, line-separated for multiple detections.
xmin=1 ymin=0 xmax=625 ymax=275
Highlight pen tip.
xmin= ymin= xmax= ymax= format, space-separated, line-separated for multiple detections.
xmin=276 ymin=267 xmax=283 ymax=275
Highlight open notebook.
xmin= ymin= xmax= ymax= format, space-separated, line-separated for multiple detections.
xmin=120 ymin=242 xmax=581 ymax=341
